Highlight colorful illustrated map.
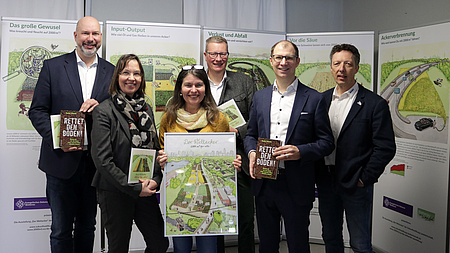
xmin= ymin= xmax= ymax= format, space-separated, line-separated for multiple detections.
xmin=379 ymin=58 xmax=450 ymax=144
xmin=164 ymin=133 xmax=237 ymax=236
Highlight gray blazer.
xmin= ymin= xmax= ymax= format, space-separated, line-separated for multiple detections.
xmin=91 ymin=97 xmax=163 ymax=198
xmin=218 ymin=70 xmax=257 ymax=176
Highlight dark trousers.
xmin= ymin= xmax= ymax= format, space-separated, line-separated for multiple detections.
xmin=217 ymin=170 xmax=255 ymax=253
xmin=98 ymin=190 xmax=168 ymax=253
xmin=316 ymin=167 xmax=373 ymax=253
xmin=46 ymin=156 xmax=97 ymax=253
xmin=255 ymin=174 xmax=312 ymax=253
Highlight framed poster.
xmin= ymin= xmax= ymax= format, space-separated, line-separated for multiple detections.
xmin=163 ymin=132 xmax=237 ymax=236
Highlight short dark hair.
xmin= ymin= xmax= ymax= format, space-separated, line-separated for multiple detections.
xmin=271 ymin=40 xmax=299 ymax=58
xmin=330 ymin=44 xmax=360 ymax=66
xmin=164 ymin=65 xmax=220 ymax=127
xmin=109 ymin=54 xmax=146 ymax=95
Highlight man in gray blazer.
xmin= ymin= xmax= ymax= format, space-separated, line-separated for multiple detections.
xmin=205 ymin=36 xmax=257 ymax=253
xmin=29 ymin=17 xmax=115 ymax=253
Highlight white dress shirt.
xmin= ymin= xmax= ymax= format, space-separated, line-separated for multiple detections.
xmin=324 ymin=82 xmax=359 ymax=165
xmin=76 ymin=51 xmax=98 ymax=102
xmin=270 ymin=78 xmax=298 ymax=168
xmin=209 ymin=71 xmax=227 ymax=105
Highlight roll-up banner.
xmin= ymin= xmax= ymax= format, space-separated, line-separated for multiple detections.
xmin=374 ymin=22 xmax=450 ymax=253
xmin=287 ymin=32 xmax=374 ymax=92
xmin=286 ymin=32 xmax=374 ymax=245
xmin=203 ymin=27 xmax=285 ymax=91
xmin=105 ymin=21 xmax=201 ymax=130
xmin=0 ymin=17 xmax=107 ymax=252
xmin=104 ymin=21 xmax=201 ymax=251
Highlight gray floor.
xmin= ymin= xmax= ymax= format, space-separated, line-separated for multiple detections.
xmin=208 ymin=241 xmax=355 ymax=253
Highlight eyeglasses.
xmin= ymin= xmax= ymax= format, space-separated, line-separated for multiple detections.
xmin=182 ymin=64 xmax=204 ymax=71
xmin=206 ymin=52 xmax=229 ymax=59
xmin=271 ymin=55 xmax=297 ymax=63
xmin=120 ymin=71 xmax=141 ymax=78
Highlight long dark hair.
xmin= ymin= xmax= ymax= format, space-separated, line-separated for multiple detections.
xmin=108 ymin=54 xmax=146 ymax=95
xmin=164 ymin=65 xmax=220 ymax=127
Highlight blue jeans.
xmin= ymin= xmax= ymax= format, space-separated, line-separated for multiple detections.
xmin=316 ymin=170 xmax=373 ymax=253
xmin=46 ymin=157 xmax=97 ymax=253
xmin=173 ymin=236 xmax=217 ymax=253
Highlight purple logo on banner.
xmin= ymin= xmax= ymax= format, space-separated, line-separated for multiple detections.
xmin=14 ymin=197 xmax=50 ymax=210
xmin=383 ymin=196 xmax=413 ymax=217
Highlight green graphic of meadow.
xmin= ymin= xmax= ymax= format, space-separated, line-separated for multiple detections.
xmin=381 ymin=59 xmax=450 ymax=125
xmin=129 ymin=155 xmax=153 ymax=181
xmin=227 ymin=58 xmax=274 ymax=90
xmin=221 ymin=104 xmax=244 ymax=129
xmin=5 ymin=43 xmax=69 ymax=130
xmin=417 ymin=208 xmax=435 ymax=222
xmin=165 ymin=156 xmax=237 ymax=235
xmin=296 ymin=63 xmax=372 ymax=92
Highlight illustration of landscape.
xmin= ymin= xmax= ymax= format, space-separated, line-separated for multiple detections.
xmin=379 ymin=54 xmax=450 ymax=144
xmin=5 ymin=38 xmax=74 ymax=130
xmin=164 ymin=144 xmax=237 ymax=236
xmin=297 ymin=62 xmax=372 ymax=92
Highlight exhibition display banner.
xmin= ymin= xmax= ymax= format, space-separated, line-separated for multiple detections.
xmin=163 ymin=132 xmax=237 ymax=236
xmin=203 ymin=28 xmax=285 ymax=90
xmin=374 ymin=22 xmax=450 ymax=253
xmin=287 ymin=32 xmax=374 ymax=92
xmin=105 ymin=21 xmax=201 ymax=128
xmin=0 ymin=17 xmax=78 ymax=252
xmin=286 ymin=31 xmax=374 ymax=244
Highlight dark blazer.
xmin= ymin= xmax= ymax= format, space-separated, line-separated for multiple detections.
xmin=90 ymin=98 xmax=163 ymax=198
xmin=244 ymin=81 xmax=334 ymax=205
xmin=321 ymin=84 xmax=396 ymax=193
xmin=217 ymin=70 xmax=257 ymax=176
xmin=29 ymin=50 xmax=115 ymax=179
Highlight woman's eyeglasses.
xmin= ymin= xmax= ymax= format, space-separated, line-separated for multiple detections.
xmin=182 ymin=64 xmax=204 ymax=71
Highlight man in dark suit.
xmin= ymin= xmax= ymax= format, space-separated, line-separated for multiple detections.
xmin=204 ymin=36 xmax=257 ymax=253
xmin=316 ymin=44 xmax=396 ymax=253
xmin=29 ymin=16 xmax=115 ymax=253
xmin=244 ymin=40 xmax=334 ymax=253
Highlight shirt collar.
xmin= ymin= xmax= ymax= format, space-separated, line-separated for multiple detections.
xmin=273 ymin=78 xmax=298 ymax=94
xmin=332 ymin=81 xmax=359 ymax=99
xmin=208 ymin=71 xmax=227 ymax=87
xmin=75 ymin=50 xmax=98 ymax=68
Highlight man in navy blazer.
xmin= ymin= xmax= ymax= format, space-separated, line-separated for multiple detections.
xmin=244 ymin=40 xmax=334 ymax=253
xmin=316 ymin=44 xmax=396 ymax=253
xmin=29 ymin=17 xmax=114 ymax=253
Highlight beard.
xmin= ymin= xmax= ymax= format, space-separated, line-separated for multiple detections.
xmin=79 ymin=43 xmax=99 ymax=57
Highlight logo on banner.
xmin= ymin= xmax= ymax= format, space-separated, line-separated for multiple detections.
xmin=383 ymin=196 xmax=413 ymax=217
xmin=14 ymin=197 xmax=50 ymax=210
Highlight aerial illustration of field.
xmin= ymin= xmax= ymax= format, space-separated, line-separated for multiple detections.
xmin=379 ymin=58 xmax=450 ymax=144
xmin=165 ymin=156 xmax=237 ymax=236
xmin=163 ymin=132 xmax=237 ymax=236
xmin=4 ymin=38 xmax=74 ymax=130
xmin=227 ymin=58 xmax=273 ymax=90
xmin=297 ymin=63 xmax=372 ymax=92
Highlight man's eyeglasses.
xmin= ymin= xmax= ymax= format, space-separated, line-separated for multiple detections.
xmin=271 ymin=55 xmax=297 ymax=63
xmin=206 ymin=52 xmax=229 ymax=59
xmin=182 ymin=64 xmax=204 ymax=71
xmin=120 ymin=71 xmax=141 ymax=78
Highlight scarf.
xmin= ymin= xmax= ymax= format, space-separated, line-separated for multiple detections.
xmin=112 ymin=90 xmax=156 ymax=148
xmin=176 ymin=108 xmax=208 ymax=130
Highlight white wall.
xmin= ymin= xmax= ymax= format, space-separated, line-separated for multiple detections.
xmin=90 ymin=0 xmax=182 ymax=24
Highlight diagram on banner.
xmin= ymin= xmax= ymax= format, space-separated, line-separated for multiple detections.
xmin=227 ymin=58 xmax=273 ymax=91
xmin=4 ymin=38 xmax=74 ymax=130
xmin=296 ymin=61 xmax=372 ymax=92
xmin=164 ymin=133 xmax=237 ymax=236
xmin=110 ymin=54 xmax=195 ymax=115
xmin=379 ymin=56 xmax=450 ymax=144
